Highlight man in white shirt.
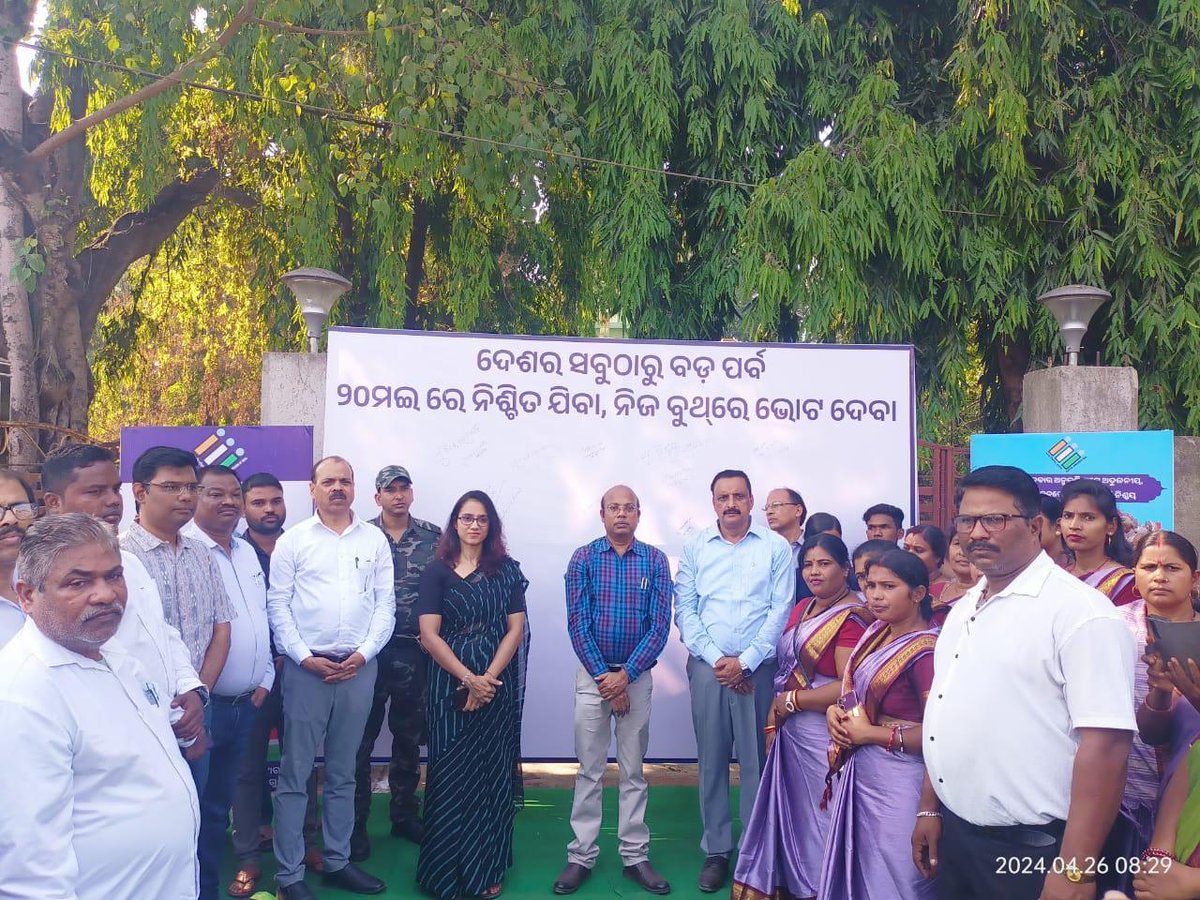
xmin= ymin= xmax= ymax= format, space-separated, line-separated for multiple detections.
xmin=185 ymin=464 xmax=275 ymax=900
xmin=268 ymin=456 xmax=394 ymax=899
xmin=0 ymin=469 xmax=36 ymax=648
xmin=913 ymin=465 xmax=1135 ymax=900
xmin=0 ymin=513 xmax=200 ymax=899
xmin=41 ymin=443 xmax=208 ymax=751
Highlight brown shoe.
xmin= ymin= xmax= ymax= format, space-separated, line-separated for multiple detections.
xmin=624 ymin=860 xmax=671 ymax=895
xmin=552 ymin=863 xmax=591 ymax=895
xmin=227 ymin=867 xmax=260 ymax=898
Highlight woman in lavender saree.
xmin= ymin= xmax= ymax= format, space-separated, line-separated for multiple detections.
xmin=819 ymin=549 xmax=938 ymax=900
xmin=731 ymin=534 xmax=871 ymax=900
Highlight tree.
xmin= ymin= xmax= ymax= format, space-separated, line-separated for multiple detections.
xmin=11 ymin=1 xmax=1200 ymax=452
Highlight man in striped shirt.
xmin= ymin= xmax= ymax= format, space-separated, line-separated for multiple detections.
xmin=553 ymin=485 xmax=673 ymax=896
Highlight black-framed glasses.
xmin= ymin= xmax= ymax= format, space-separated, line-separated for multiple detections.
xmin=952 ymin=513 xmax=1030 ymax=535
xmin=457 ymin=514 xmax=489 ymax=527
xmin=0 ymin=502 xmax=35 ymax=520
xmin=763 ymin=501 xmax=799 ymax=512
xmin=147 ymin=482 xmax=201 ymax=495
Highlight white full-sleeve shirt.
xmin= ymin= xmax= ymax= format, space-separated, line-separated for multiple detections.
xmin=105 ymin=550 xmax=204 ymax=700
xmin=0 ymin=596 xmax=24 ymax=649
xmin=267 ymin=512 xmax=395 ymax=664
xmin=183 ymin=524 xmax=273 ymax=696
xmin=923 ymin=550 xmax=1136 ymax=826
xmin=0 ymin=620 xmax=200 ymax=899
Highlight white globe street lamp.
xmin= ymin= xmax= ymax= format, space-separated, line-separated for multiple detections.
xmin=1037 ymin=284 xmax=1111 ymax=366
xmin=280 ymin=267 xmax=352 ymax=353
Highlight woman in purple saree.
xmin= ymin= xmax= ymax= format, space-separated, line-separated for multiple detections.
xmin=819 ymin=549 xmax=938 ymax=900
xmin=731 ymin=534 xmax=871 ymax=900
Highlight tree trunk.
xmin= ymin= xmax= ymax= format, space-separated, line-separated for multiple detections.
xmin=404 ymin=194 xmax=430 ymax=330
xmin=0 ymin=29 xmax=40 ymax=467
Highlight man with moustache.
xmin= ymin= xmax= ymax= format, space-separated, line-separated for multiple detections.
xmin=553 ymin=485 xmax=672 ymax=896
xmin=913 ymin=465 xmax=1135 ymax=900
xmin=268 ymin=456 xmax=394 ymax=898
xmin=0 ymin=514 xmax=200 ymax=898
xmin=184 ymin=465 xmax=274 ymax=900
xmin=41 ymin=443 xmax=208 ymax=754
xmin=229 ymin=472 xmax=323 ymax=897
xmin=675 ymin=469 xmax=794 ymax=892
xmin=351 ymin=465 xmax=441 ymax=859
xmin=0 ymin=470 xmax=36 ymax=648
xmin=122 ymin=446 xmax=234 ymax=789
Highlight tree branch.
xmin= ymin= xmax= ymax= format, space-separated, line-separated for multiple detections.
xmin=26 ymin=0 xmax=258 ymax=164
xmin=74 ymin=165 xmax=222 ymax=340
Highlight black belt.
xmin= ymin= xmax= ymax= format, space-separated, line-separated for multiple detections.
xmin=311 ymin=651 xmax=352 ymax=664
xmin=212 ymin=689 xmax=256 ymax=704
xmin=945 ymin=807 xmax=1065 ymax=844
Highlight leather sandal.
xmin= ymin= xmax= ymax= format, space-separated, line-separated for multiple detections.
xmin=481 ymin=884 xmax=504 ymax=899
xmin=227 ymin=868 xmax=259 ymax=898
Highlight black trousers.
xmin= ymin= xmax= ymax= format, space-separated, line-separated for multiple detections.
xmin=937 ymin=808 xmax=1065 ymax=900
xmin=353 ymin=636 xmax=428 ymax=829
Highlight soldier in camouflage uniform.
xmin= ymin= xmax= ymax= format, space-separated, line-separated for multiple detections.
xmin=351 ymin=465 xmax=442 ymax=861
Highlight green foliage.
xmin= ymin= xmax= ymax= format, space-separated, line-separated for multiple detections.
xmin=25 ymin=0 xmax=1200 ymax=438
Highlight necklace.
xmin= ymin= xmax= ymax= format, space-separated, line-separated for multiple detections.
xmin=806 ymin=586 xmax=851 ymax=620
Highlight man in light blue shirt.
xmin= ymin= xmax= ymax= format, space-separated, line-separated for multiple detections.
xmin=674 ymin=468 xmax=794 ymax=893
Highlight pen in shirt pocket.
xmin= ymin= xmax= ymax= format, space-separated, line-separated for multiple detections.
xmin=640 ymin=576 xmax=649 ymax=590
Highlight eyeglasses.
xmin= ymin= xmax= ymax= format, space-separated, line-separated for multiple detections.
xmin=952 ymin=513 xmax=1030 ymax=535
xmin=763 ymin=502 xmax=799 ymax=512
xmin=0 ymin=502 xmax=35 ymax=520
xmin=604 ymin=503 xmax=639 ymax=515
xmin=457 ymin=514 xmax=489 ymax=527
xmin=147 ymin=482 xmax=201 ymax=495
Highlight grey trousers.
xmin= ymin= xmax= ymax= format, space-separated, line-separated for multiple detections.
xmin=566 ymin=666 xmax=653 ymax=867
xmin=230 ymin=662 xmax=319 ymax=865
xmin=274 ymin=657 xmax=377 ymax=886
xmin=686 ymin=655 xmax=775 ymax=857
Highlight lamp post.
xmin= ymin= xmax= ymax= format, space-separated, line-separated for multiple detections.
xmin=1037 ymin=284 xmax=1111 ymax=366
xmin=280 ymin=267 xmax=351 ymax=353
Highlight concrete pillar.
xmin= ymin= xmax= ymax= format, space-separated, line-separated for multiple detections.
xmin=261 ymin=352 xmax=327 ymax=460
xmin=1175 ymin=437 xmax=1200 ymax=549
xmin=1022 ymin=367 xmax=1139 ymax=433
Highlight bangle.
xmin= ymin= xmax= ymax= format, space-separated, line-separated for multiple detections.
xmin=763 ymin=725 xmax=777 ymax=733
xmin=1143 ymin=692 xmax=1175 ymax=712
xmin=1142 ymin=847 xmax=1177 ymax=862
xmin=886 ymin=725 xmax=899 ymax=753
xmin=898 ymin=728 xmax=906 ymax=754
xmin=916 ymin=811 xmax=942 ymax=819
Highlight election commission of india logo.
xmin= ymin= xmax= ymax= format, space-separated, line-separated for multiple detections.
xmin=1046 ymin=437 xmax=1085 ymax=472
xmin=193 ymin=427 xmax=249 ymax=471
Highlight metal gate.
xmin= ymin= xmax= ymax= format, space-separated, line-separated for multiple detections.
xmin=918 ymin=440 xmax=969 ymax=528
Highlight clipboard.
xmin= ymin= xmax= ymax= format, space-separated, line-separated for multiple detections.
xmin=1147 ymin=615 xmax=1200 ymax=667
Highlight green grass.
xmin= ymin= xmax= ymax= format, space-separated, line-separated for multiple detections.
xmin=221 ymin=785 xmax=741 ymax=898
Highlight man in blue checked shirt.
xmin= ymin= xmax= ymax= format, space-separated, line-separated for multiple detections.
xmin=552 ymin=485 xmax=673 ymax=897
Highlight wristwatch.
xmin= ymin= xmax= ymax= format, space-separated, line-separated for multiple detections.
xmin=1058 ymin=861 xmax=1095 ymax=884
xmin=741 ymin=666 xmax=751 ymax=681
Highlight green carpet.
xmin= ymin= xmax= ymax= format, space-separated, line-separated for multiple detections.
xmin=220 ymin=785 xmax=741 ymax=899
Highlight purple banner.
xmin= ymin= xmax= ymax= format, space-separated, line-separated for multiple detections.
xmin=119 ymin=426 xmax=314 ymax=482
xmin=1031 ymin=473 xmax=1164 ymax=504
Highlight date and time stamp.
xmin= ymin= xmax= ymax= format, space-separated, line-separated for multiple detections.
xmin=994 ymin=855 xmax=1174 ymax=877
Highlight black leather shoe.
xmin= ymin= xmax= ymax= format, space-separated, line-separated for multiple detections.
xmin=349 ymin=828 xmax=370 ymax=862
xmin=698 ymin=855 xmax=729 ymax=893
xmin=624 ymin=860 xmax=671 ymax=895
xmin=321 ymin=862 xmax=386 ymax=894
xmin=276 ymin=882 xmax=318 ymax=900
xmin=390 ymin=817 xmax=425 ymax=843
xmin=552 ymin=863 xmax=591 ymax=895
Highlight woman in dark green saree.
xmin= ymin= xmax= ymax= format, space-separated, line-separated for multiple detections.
xmin=417 ymin=490 xmax=528 ymax=900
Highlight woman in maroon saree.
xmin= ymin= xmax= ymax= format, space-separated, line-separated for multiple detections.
xmin=928 ymin=535 xmax=977 ymax=630
xmin=731 ymin=534 xmax=872 ymax=900
xmin=902 ymin=525 xmax=949 ymax=599
xmin=1060 ymin=478 xmax=1137 ymax=605
xmin=819 ymin=549 xmax=938 ymax=900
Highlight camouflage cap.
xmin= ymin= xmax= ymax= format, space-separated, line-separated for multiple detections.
xmin=375 ymin=465 xmax=413 ymax=491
